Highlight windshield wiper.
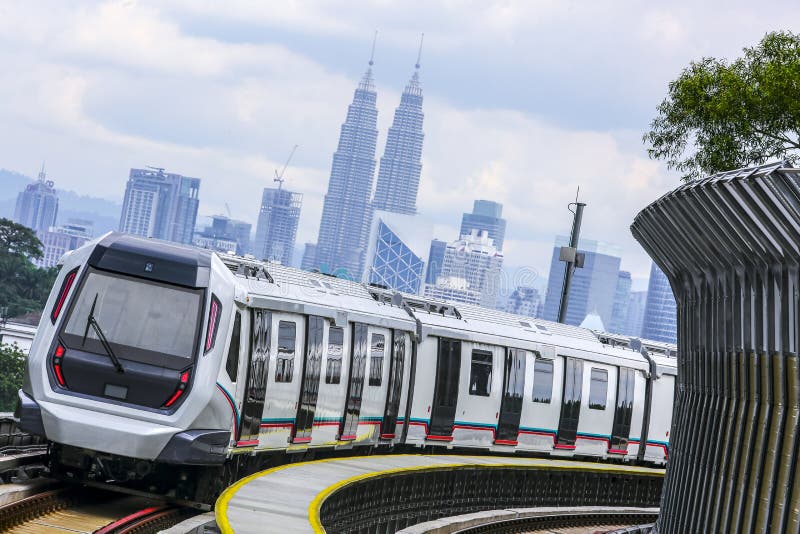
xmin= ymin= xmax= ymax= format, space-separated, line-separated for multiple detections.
xmin=82 ymin=293 xmax=124 ymax=374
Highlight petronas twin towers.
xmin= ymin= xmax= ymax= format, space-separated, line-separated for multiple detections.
xmin=302 ymin=40 xmax=425 ymax=278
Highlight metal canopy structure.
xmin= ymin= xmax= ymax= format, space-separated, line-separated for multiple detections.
xmin=631 ymin=161 xmax=800 ymax=532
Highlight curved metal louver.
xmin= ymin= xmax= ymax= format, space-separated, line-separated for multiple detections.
xmin=631 ymin=161 xmax=800 ymax=533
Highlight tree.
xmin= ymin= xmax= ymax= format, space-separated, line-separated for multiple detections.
xmin=0 ymin=343 xmax=25 ymax=412
xmin=0 ymin=219 xmax=42 ymax=258
xmin=0 ymin=218 xmax=57 ymax=319
xmin=644 ymin=31 xmax=800 ymax=181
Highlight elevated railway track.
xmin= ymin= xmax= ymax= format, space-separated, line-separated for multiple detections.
xmin=0 ymin=485 xmax=195 ymax=533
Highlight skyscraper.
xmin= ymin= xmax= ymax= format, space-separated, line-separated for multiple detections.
xmin=253 ymin=187 xmax=302 ymax=266
xmin=425 ymin=239 xmax=447 ymax=284
xmin=372 ymin=47 xmax=425 ymax=215
xmin=119 ymin=167 xmax=200 ymax=244
xmin=624 ymin=290 xmax=648 ymax=337
xmin=542 ymin=237 xmax=622 ymax=328
xmin=459 ymin=200 xmax=507 ymax=251
xmin=641 ymin=263 xmax=678 ymax=343
xmin=431 ymin=229 xmax=504 ymax=308
xmin=608 ymin=270 xmax=632 ymax=334
xmin=304 ymin=52 xmax=379 ymax=278
xmin=14 ymin=165 xmax=58 ymax=234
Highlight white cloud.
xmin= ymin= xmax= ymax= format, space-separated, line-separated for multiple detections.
xmin=1 ymin=0 xmax=798 ymax=283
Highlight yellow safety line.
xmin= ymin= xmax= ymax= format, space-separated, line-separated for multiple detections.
xmin=215 ymin=455 xmax=348 ymax=534
xmin=216 ymin=455 xmax=665 ymax=534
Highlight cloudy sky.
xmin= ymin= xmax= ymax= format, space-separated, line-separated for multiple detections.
xmin=0 ymin=1 xmax=797 ymax=290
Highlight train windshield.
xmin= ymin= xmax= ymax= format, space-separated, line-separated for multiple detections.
xmin=62 ymin=270 xmax=203 ymax=366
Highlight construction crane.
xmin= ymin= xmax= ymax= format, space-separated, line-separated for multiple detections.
xmin=274 ymin=145 xmax=299 ymax=191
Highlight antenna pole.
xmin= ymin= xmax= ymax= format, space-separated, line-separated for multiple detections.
xmin=369 ymin=30 xmax=377 ymax=66
xmin=557 ymin=189 xmax=587 ymax=324
xmin=415 ymin=33 xmax=424 ymax=69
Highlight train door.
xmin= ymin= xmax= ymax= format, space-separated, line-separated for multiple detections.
xmin=496 ymin=348 xmax=526 ymax=444
xmin=291 ymin=316 xmax=324 ymax=444
xmin=610 ymin=367 xmax=636 ymax=451
xmin=380 ymin=330 xmax=407 ymax=439
xmin=238 ymin=309 xmax=271 ymax=445
xmin=429 ymin=338 xmax=461 ymax=438
xmin=339 ymin=323 xmax=368 ymax=440
xmin=556 ymin=356 xmax=583 ymax=448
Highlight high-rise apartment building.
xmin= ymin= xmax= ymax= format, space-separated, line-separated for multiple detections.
xmin=624 ymin=290 xmax=648 ymax=338
xmin=14 ymin=166 xmax=58 ymax=234
xmin=372 ymin=61 xmax=424 ymax=215
xmin=425 ymin=239 xmax=447 ymax=284
xmin=424 ymin=276 xmax=482 ymax=305
xmin=304 ymin=57 xmax=379 ymax=278
xmin=34 ymin=219 xmax=93 ymax=269
xmin=195 ymin=215 xmax=252 ymax=256
xmin=459 ymin=200 xmax=507 ymax=251
xmin=253 ymin=187 xmax=302 ymax=265
xmin=505 ymin=286 xmax=542 ymax=318
xmin=430 ymin=230 xmax=504 ymax=308
xmin=641 ymin=262 xmax=678 ymax=343
xmin=363 ymin=211 xmax=430 ymax=294
xmin=542 ymin=237 xmax=623 ymax=328
xmin=119 ymin=167 xmax=200 ymax=244
xmin=608 ymin=270 xmax=632 ymax=334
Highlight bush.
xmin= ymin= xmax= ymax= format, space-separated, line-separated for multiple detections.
xmin=0 ymin=344 xmax=25 ymax=412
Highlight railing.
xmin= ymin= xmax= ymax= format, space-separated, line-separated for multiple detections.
xmin=319 ymin=466 xmax=663 ymax=534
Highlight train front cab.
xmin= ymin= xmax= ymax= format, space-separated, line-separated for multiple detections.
xmin=18 ymin=233 xmax=240 ymax=469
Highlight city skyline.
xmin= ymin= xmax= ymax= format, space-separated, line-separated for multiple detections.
xmin=1 ymin=2 xmax=785 ymax=285
xmin=6 ymin=163 xmax=674 ymax=339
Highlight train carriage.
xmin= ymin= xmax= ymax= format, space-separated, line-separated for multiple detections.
xmin=17 ymin=233 xmax=676 ymax=503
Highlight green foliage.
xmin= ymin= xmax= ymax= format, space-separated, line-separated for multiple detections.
xmin=0 ymin=218 xmax=58 ymax=318
xmin=644 ymin=31 xmax=800 ymax=181
xmin=0 ymin=219 xmax=42 ymax=258
xmin=0 ymin=344 xmax=25 ymax=412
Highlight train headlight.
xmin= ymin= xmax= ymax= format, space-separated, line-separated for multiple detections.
xmin=53 ymin=343 xmax=67 ymax=387
xmin=163 ymin=369 xmax=191 ymax=408
xmin=51 ymin=268 xmax=79 ymax=323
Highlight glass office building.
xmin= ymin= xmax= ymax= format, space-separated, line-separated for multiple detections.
xmin=14 ymin=166 xmax=58 ymax=234
xmin=364 ymin=211 xmax=430 ymax=294
xmin=459 ymin=200 xmax=507 ymax=251
xmin=641 ymin=262 xmax=678 ymax=343
xmin=542 ymin=236 xmax=622 ymax=328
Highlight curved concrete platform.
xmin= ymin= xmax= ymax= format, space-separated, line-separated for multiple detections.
xmin=215 ymin=454 xmax=664 ymax=534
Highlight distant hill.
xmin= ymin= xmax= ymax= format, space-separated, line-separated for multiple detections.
xmin=0 ymin=168 xmax=121 ymax=236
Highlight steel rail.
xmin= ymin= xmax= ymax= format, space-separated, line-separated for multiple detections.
xmin=0 ymin=483 xmax=193 ymax=533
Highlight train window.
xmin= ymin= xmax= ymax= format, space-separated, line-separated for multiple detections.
xmin=469 ymin=350 xmax=493 ymax=397
xmin=275 ymin=321 xmax=296 ymax=383
xmin=326 ymin=327 xmax=344 ymax=384
xmin=225 ymin=312 xmax=241 ymax=382
xmin=532 ymin=359 xmax=553 ymax=403
xmin=369 ymin=334 xmax=385 ymax=386
xmin=589 ymin=368 xmax=608 ymax=409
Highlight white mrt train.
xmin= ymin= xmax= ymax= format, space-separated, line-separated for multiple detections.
xmin=17 ymin=233 xmax=676 ymax=502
